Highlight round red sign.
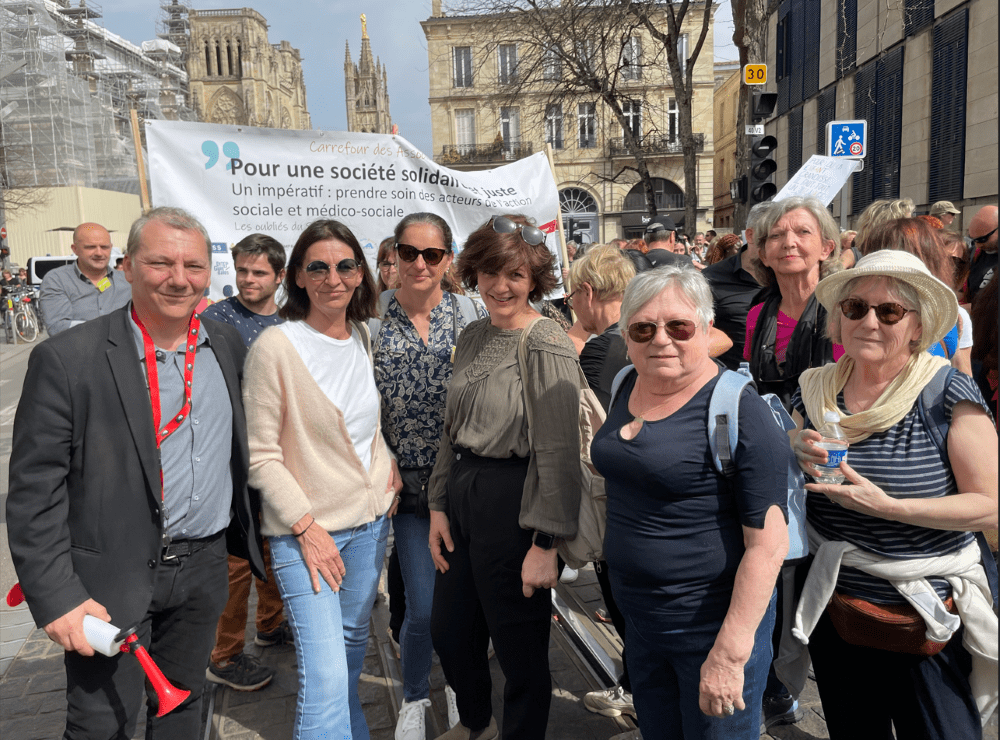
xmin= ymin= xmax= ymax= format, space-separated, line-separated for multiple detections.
xmin=850 ymin=142 xmax=863 ymax=156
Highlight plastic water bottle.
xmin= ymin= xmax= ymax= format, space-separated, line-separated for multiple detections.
xmin=815 ymin=411 xmax=849 ymax=484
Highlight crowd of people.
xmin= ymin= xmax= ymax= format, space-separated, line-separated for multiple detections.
xmin=5 ymin=198 xmax=997 ymax=740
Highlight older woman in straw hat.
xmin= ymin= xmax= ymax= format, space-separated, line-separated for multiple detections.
xmin=784 ymin=250 xmax=998 ymax=740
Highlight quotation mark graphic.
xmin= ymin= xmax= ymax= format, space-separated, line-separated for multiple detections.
xmin=202 ymin=141 xmax=240 ymax=170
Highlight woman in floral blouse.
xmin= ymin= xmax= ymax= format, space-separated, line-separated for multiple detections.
xmin=371 ymin=212 xmax=486 ymax=740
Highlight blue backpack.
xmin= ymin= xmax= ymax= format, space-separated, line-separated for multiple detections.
xmin=609 ymin=362 xmax=808 ymax=563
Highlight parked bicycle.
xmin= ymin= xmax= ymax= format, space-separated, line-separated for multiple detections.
xmin=3 ymin=287 xmax=40 ymax=343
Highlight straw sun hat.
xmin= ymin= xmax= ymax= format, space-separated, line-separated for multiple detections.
xmin=814 ymin=249 xmax=958 ymax=352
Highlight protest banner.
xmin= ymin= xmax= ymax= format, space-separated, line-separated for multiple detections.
xmin=773 ymin=154 xmax=862 ymax=206
xmin=145 ymin=120 xmax=562 ymax=299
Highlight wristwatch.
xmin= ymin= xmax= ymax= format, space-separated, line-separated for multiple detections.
xmin=532 ymin=530 xmax=557 ymax=550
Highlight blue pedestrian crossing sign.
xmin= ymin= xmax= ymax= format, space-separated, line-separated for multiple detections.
xmin=827 ymin=120 xmax=867 ymax=159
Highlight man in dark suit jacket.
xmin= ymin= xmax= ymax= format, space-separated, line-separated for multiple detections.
xmin=7 ymin=207 xmax=265 ymax=739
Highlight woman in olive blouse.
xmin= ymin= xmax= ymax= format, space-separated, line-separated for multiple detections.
xmin=428 ymin=215 xmax=582 ymax=740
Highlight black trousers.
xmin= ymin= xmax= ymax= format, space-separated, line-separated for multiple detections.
xmin=809 ymin=610 xmax=981 ymax=740
xmin=431 ymin=449 xmax=552 ymax=740
xmin=594 ymin=561 xmax=630 ymax=693
xmin=63 ymin=533 xmax=229 ymax=740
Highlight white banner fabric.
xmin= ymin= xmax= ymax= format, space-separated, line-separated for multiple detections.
xmin=145 ymin=120 xmax=562 ymax=300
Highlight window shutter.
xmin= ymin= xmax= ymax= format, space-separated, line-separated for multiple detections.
xmin=929 ymin=9 xmax=968 ymax=202
xmin=816 ymin=86 xmax=837 ymax=154
xmin=851 ymin=62 xmax=876 ymax=213
xmin=788 ymin=107 xmax=803 ymax=179
xmin=904 ymin=0 xmax=934 ymax=37
xmin=788 ymin=0 xmax=805 ymax=108
xmin=802 ymin=5 xmax=821 ymax=100
xmin=871 ymin=46 xmax=904 ymax=200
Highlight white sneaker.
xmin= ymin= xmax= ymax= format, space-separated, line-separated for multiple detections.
xmin=395 ymin=697 xmax=432 ymax=740
xmin=560 ymin=567 xmax=579 ymax=584
xmin=583 ymin=684 xmax=636 ymax=718
xmin=444 ymin=684 xmax=460 ymax=729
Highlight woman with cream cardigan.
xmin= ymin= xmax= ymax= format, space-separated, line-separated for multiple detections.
xmin=244 ymin=219 xmax=401 ymax=740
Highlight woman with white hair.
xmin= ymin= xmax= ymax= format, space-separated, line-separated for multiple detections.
xmin=745 ymin=196 xmax=844 ymax=408
xmin=789 ymin=250 xmax=997 ymax=739
xmin=592 ymin=266 xmax=793 ymax=739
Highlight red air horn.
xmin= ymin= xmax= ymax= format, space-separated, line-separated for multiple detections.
xmin=6 ymin=583 xmax=190 ymax=716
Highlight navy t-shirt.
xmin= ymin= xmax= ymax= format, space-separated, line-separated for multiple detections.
xmin=592 ymin=368 xmax=791 ymax=621
xmin=200 ymin=296 xmax=283 ymax=349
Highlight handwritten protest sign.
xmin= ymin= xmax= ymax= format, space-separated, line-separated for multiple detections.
xmin=773 ymin=154 xmax=862 ymax=206
xmin=146 ymin=120 xmax=561 ymax=299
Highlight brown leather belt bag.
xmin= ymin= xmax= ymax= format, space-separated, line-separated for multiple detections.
xmin=828 ymin=591 xmax=957 ymax=656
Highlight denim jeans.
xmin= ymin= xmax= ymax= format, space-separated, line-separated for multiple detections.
xmin=391 ymin=513 xmax=436 ymax=702
xmin=619 ymin=590 xmax=776 ymax=740
xmin=270 ymin=515 xmax=389 ymax=740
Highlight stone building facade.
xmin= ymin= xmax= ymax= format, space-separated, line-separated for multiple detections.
xmin=187 ymin=8 xmax=310 ymax=130
xmin=761 ymin=0 xmax=995 ymax=230
xmin=344 ymin=16 xmax=393 ymax=134
xmin=713 ymin=66 xmax=741 ymax=232
xmin=420 ymin=1 xmax=717 ymax=242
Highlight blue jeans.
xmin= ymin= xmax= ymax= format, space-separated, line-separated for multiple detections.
xmin=392 ymin=513 xmax=436 ymax=701
xmin=620 ymin=591 xmax=776 ymax=740
xmin=270 ymin=515 xmax=389 ymax=740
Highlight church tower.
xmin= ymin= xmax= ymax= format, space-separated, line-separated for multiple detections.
xmin=344 ymin=15 xmax=393 ymax=134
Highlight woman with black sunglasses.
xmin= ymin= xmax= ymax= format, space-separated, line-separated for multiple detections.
xmin=369 ymin=212 xmax=486 ymax=740
xmin=242 ymin=220 xmax=402 ymax=740
xmin=427 ymin=214 xmax=583 ymax=740
xmin=787 ymin=249 xmax=997 ymax=740
xmin=589 ymin=265 xmax=791 ymax=739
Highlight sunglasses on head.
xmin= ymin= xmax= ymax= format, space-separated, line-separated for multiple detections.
xmin=395 ymin=243 xmax=449 ymax=265
xmin=839 ymin=297 xmax=914 ymax=325
xmin=971 ymin=227 xmax=997 ymax=245
xmin=491 ymin=216 xmax=546 ymax=246
xmin=304 ymin=259 xmax=360 ymax=280
xmin=626 ymin=320 xmax=697 ymax=343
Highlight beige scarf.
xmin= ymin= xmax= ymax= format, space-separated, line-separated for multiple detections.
xmin=799 ymin=352 xmax=951 ymax=443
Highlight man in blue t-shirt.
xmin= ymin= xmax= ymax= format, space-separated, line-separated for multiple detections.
xmin=201 ymin=233 xmax=288 ymax=692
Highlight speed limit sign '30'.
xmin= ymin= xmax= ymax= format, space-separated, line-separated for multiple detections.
xmin=744 ymin=64 xmax=767 ymax=84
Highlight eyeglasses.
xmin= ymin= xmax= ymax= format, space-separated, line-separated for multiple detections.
xmin=378 ymin=260 xmax=397 ymax=272
xmin=304 ymin=259 xmax=360 ymax=281
xmin=839 ymin=297 xmax=914 ymax=325
xmin=491 ymin=216 xmax=546 ymax=246
xmin=565 ymin=289 xmax=579 ymax=308
xmin=971 ymin=227 xmax=997 ymax=245
xmin=395 ymin=243 xmax=449 ymax=266
xmin=626 ymin=320 xmax=698 ymax=343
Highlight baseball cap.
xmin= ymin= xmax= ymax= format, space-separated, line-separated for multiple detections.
xmin=930 ymin=201 xmax=960 ymax=216
xmin=645 ymin=216 xmax=677 ymax=235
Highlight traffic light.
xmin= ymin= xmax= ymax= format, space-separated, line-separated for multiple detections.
xmin=749 ymin=135 xmax=777 ymax=203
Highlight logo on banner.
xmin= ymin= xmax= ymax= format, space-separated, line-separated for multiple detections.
xmin=202 ymin=141 xmax=240 ymax=171
xmin=211 ymin=242 xmax=228 ymax=253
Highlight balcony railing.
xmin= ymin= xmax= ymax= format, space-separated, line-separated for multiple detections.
xmin=607 ymin=133 xmax=705 ymax=158
xmin=438 ymin=142 xmax=535 ymax=166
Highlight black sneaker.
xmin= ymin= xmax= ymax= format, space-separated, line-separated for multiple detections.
xmin=255 ymin=620 xmax=293 ymax=647
xmin=206 ymin=652 xmax=275 ymax=691
xmin=761 ymin=693 xmax=804 ymax=733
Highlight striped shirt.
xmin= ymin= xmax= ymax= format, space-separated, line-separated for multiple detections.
xmin=791 ymin=372 xmax=990 ymax=603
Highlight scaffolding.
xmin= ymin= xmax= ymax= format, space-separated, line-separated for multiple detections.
xmin=0 ymin=0 xmax=196 ymax=195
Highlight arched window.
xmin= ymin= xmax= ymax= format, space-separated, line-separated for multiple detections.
xmin=560 ymin=187 xmax=599 ymax=244
xmin=237 ymin=40 xmax=243 ymax=77
xmin=215 ymin=42 xmax=223 ymax=80
xmin=623 ymin=178 xmax=684 ymax=212
xmin=205 ymin=41 xmax=212 ymax=75
xmin=226 ymin=42 xmax=233 ymax=76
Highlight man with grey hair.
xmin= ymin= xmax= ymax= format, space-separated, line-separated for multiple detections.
xmin=7 ymin=206 xmax=264 ymax=739
xmin=40 ymin=221 xmax=131 ymax=335
xmin=703 ymin=202 xmax=772 ymax=369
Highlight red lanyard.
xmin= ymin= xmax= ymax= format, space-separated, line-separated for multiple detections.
xmin=131 ymin=306 xmax=200 ymax=504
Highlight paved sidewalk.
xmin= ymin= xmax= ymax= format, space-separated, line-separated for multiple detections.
xmin=2 ymin=564 xmax=997 ymax=739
